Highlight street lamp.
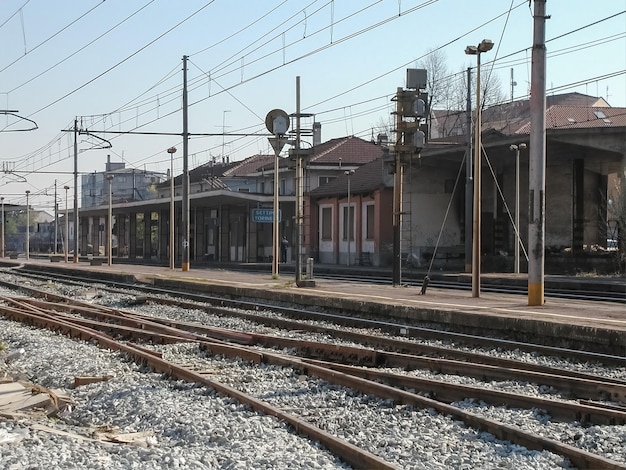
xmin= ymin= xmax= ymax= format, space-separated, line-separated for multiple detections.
xmin=64 ymin=186 xmax=69 ymax=263
xmin=167 ymin=146 xmax=177 ymax=270
xmin=107 ymin=174 xmax=114 ymax=266
xmin=465 ymin=38 xmax=494 ymax=298
xmin=1 ymin=197 xmax=4 ymax=259
xmin=510 ymin=143 xmax=526 ymax=274
xmin=25 ymin=190 xmax=30 ymax=261
xmin=345 ymin=169 xmax=355 ymax=266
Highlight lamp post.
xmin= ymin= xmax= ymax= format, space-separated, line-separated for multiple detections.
xmin=25 ymin=190 xmax=30 ymax=260
xmin=1 ymin=197 xmax=4 ymax=259
xmin=345 ymin=169 xmax=354 ymax=266
xmin=167 ymin=146 xmax=177 ymax=270
xmin=510 ymin=143 xmax=526 ymax=274
xmin=465 ymin=39 xmax=494 ymax=298
xmin=107 ymin=175 xmax=114 ymax=266
xmin=64 ymin=186 xmax=69 ymax=263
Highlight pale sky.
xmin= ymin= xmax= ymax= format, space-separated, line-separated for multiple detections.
xmin=1 ymin=0 xmax=625 ymax=211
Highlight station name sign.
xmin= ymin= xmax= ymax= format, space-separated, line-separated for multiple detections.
xmin=251 ymin=208 xmax=281 ymax=223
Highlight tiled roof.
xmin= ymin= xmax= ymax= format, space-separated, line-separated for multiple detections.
xmin=223 ymin=154 xmax=274 ymax=177
xmin=309 ymin=136 xmax=385 ymax=164
xmin=515 ymin=106 xmax=626 ymax=134
xmin=432 ymin=93 xmax=615 ymax=138
xmin=309 ymin=157 xmax=390 ymax=197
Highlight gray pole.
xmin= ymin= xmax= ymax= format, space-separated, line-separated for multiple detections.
xmin=54 ymin=180 xmax=58 ymax=254
xmin=182 ymin=55 xmax=190 ymax=272
xmin=272 ymin=141 xmax=280 ymax=278
xmin=528 ymin=0 xmax=547 ymax=305
xmin=392 ymin=88 xmax=402 ymax=286
xmin=295 ymin=76 xmax=302 ymax=283
xmin=472 ymin=52 xmax=482 ymax=297
xmin=1 ymin=197 xmax=4 ymax=259
xmin=465 ymin=67 xmax=473 ymax=273
xmin=73 ymin=118 xmax=79 ymax=263
xmin=168 ymin=147 xmax=176 ymax=270
xmin=107 ymin=175 xmax=114 ymax=266
xmin=347 ymin=175 xmax=351 ymax=267
xmin=515 ymin=145 xmax=521 ymax=274
xmin=64 ymin=186 xmax=69 ymax=262
xmin=25 ymin=190 xmax=30 ymax=260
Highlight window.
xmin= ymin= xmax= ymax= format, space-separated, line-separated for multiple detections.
xmin=366 ymin=204 xmax=375 ymax=239
xmin=321 ymin=207 xmax=332 ymax=240
xmin=280 ymin=179 xmax=286 ymax=195
xmin=343 ymin=205 xmax=354 ymax=240
xmin=318 ymin=176 xmax=336 ymax=186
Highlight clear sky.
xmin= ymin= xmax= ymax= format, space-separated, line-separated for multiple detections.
xmin=1 ymin=0 xmax=624 ymax=212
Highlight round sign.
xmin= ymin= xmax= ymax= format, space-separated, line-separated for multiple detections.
xmin=265 ymin=109 xmax=290 ymax=135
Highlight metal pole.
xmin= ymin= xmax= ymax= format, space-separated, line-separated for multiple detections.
xmin=295 ymin=76 xmax=303 ymax=283
xmin=528 ymin=0 xmax=547 ymax=306
xmin=1 ymin=197 xmax=4 ymax=259
xmin=515 ymin=146 xmax=520 ymax=273
xmin=54 ymin=180 xmax=58 ymax=254
xmin=346 ymin=174 xmax=351 ymax=267
xmin=465 ymin=67 xmax=473 ymax=273
xmin=272 ymin=144 xmax=280 ymax=278
xmin=64 ymin=186 xmax=69 ymax=262
xmin=392 ymin=88 xmax=403 ymax=286
xmin=168 ymin=147 xmax=177 ymax=270
xmin=472 ymin=52 xmax=482 ymax=297
xmin=25 ymin=190 xmax=30 ymax=261
xmin=182 ymin=55 xmax=190 ymax=272
xmin=73 ymin=118 xmax=79 ymax=263
xmin=107 ymin=175 xmax=114 ymax=266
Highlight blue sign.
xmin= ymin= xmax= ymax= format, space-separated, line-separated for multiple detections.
xmin=252 ymin=208 xmax=281 ymax=223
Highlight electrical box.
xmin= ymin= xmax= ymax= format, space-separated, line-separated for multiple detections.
xmin=406 ymin=68 xmax=427 ymax=90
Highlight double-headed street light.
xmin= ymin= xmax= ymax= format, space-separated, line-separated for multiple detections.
xmin=465 ymin=39 xmax=494 ymax=298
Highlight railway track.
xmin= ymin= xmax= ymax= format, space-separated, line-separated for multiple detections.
xmin=6 ymin=265 xmax=623 ymax=358
xmin=0 ymin=275 xmax=624 ymax=468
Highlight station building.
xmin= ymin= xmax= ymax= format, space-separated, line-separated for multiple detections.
xmin=68 ymin=93 xmax=625 ymax=273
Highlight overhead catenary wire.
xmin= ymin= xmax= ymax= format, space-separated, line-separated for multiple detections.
xmin=3 ymin=1 xmax=624 ymax=187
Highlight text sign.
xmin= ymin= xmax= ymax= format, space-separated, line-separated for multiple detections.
xmin=252 ymin=208 xmax=281 ymax=223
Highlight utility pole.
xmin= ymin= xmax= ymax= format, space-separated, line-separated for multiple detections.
xmin=295 ymin=77 xmax=303 ymax=284
xmin=182 ymin=55 xmax=190 ymax=272
xmin=465 ymin=67 xmax=473 ymax=273
xmin=73 ymin=118 xmax=79 ymax=263
xmin=54 ymin=180 xmax=58 ymax=254
xmin=392 ymin=87 xmax=403 ymax=286
xmin=528 ymin=0 xmax=547 ymax=306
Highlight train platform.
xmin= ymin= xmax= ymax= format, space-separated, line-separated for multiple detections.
xmin=5 ymin=258 xmax=626 ymax=355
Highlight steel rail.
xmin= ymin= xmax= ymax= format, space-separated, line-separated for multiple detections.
xmin=12 ymin=291 xmax=626 ymax=403
xmin=10 ymin=294 xmax=626 ymax=425
xmin=7 ymin=268 xmax=622 ymax=364
xmin=0 ymin=297 xmax=397 ymax=470
xmin=1 ymin=296 xmax=624 ymax=469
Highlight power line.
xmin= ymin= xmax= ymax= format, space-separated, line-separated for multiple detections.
xmin=0 ymin=0 xmax=106 ymax=74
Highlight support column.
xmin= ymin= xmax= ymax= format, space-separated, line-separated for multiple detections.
xmin=572 ymin=159 xmax=585 ymax=254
